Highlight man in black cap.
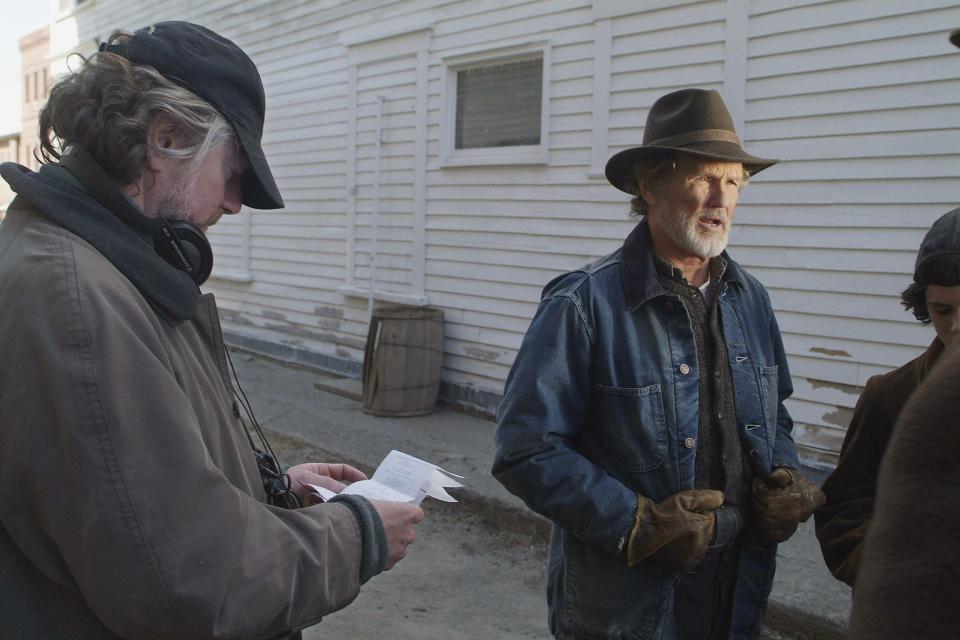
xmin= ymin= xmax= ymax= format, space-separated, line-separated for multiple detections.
xmin=0 ymin=22 xmax=422 ymax=639
xmin=493 ymin=88 xmax=822 ymax=640
xmin=816 ymin=208 xmax=960 ymax=588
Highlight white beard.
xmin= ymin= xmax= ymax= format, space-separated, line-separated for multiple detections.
xmin=659 ymin=208 xmax=730 ymax=259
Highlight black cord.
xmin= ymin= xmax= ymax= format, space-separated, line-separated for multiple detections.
xmin=225 ymin=347 xmax=275 ymax=459
xmin=224 ymin=347 xmax=300 ymax=509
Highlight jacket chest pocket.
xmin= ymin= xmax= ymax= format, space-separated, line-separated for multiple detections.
xmin=595 ymin=383 xmax=668 ymax=473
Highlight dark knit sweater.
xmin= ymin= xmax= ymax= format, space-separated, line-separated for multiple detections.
xmin=654 ymin=255 xmax=748 ymax=510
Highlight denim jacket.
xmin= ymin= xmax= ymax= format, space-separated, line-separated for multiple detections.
xmin=492 ymin=221 xmax=800 ymax=640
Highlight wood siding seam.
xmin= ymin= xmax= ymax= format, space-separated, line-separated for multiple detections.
xmin=588 ymin=18 xmax=612 ymax=177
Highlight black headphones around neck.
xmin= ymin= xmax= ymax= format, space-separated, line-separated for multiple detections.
xmin=59 ymin=145 xmax=214 ymax=286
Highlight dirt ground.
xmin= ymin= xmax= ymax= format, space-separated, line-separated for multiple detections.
xmin=271 ymin=432 xmax=800 ymax=640
xmin=271 ymin=433 xmax=553 ymax=639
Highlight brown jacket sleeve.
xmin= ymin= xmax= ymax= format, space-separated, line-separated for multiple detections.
xmin=814 ymin=378 xmax=894 ymax=587
xmin=0 ymin=221 xmax=364 ymax=639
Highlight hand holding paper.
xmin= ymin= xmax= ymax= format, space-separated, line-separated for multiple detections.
xmin=309 ymin=450 xmax=465 ymax=505
xmin=370 ymin=499 xmax=424 ymax=570
xmin=286 ymin=462 xmax=368 ymax=505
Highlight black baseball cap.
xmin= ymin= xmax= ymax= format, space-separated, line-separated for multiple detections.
xmin=102 ymin=21 xmax=284 ymax=210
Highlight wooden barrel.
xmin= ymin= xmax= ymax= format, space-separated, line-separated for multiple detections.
xmin=362 ymin=305 xmax=445 ymax=417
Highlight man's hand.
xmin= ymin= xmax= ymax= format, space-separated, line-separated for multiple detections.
xmin=752 ymin=467 xmax=825 ymax=542
xmin=286 ymin=462 xmax=367 ymax=505
xmin=627 ymin=489 xmax=724 ymax=570
xmin=370 ymin=500 xmax=424 ymax=570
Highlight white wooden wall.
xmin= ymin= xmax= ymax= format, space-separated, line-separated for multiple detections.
xmin=738 ymin=0 xmax=960 ymax=463
xmin=46 ymin=0 xmax=960 ymax=465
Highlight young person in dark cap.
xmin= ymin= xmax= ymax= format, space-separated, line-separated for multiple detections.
xmin=816 ymin=208 xmax=960 ymax=588
xmin=0 ymin=22 xmax=422 ymax=639
xmin=846 ymin=28 xmax=960 ymax=639
xmin=493 ymin=88 xmax=822 ymax=640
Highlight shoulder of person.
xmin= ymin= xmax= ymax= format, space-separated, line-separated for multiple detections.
xmin=541 ymin=247 xmax=624 ymax=302
xmin=724 ymin=255 xmax=766 ymax=292
xmin=2 ymin=207 xmax=164 ymax=335
xmin=860 ymin=350 xmax=931 ymax=409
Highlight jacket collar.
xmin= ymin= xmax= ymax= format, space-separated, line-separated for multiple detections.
xmin=917 ymin=336 xmax=946 ymax=380
xmin=0 ymin=162 xmax=200 ymax=320
xmin=620 ymin=218 xmax=744 ymax=310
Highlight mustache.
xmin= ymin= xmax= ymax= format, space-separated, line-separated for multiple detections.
xmin=698 ymin=209 xmax=729 ymax=224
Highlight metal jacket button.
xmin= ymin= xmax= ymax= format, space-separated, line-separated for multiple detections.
xmin=679 ymin=363 xmax=690 ymax=375
xmin=684 ymin=437 xmax=696 ymax=449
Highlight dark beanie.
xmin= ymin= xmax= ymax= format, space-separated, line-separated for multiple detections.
xmin=915 ymin=207 xmax=960 ymax=286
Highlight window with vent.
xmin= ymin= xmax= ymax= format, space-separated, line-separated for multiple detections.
xmin=455 ymin=58 xmax=542 ymax=149
xmin=442 ymin=45 xmax=550 ymax=166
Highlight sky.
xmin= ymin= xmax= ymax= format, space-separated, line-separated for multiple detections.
xmin=0 ymin=2 xmax=52 ymax=135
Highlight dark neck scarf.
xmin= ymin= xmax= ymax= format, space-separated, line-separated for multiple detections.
xmin=0 ymin=162 xmax=199 ymax=320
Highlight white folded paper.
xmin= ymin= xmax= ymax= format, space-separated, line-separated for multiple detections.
xmin=309 ymin=450 xmax=464 ymax=506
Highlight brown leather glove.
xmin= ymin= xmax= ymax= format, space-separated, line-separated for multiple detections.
xmin=752 ymin=467 xmax=826 ymax=543
xmin=626 ymin=490 xmax=724 ymax=570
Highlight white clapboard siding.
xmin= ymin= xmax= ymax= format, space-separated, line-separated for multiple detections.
xmin=44 ymin=0 xmax=960 ymax=467
xmin=742 ymin=0 xmax=960 ymax=464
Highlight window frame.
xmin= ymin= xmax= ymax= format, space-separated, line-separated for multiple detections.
xmin=440 ymin=41 xmax=551 ymax=167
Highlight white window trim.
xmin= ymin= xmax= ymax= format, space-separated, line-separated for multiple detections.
xmin=440 ymin=41 xmax=551 ymax=167
xmin=209 ymin=207 xmax=254 ymax=284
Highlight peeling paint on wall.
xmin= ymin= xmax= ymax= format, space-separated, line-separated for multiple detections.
xmin=317 ymin=318 xmax=342 ymax=331
xmin=809 ymin=347 xmax=852 ymax=358
xmin=821 ymin=407 xmax=854 ymax=427
xmin=314 ymin=305 xmax=344 ymax=319
xmin=464 ymin=347 xmax=503 ymax=362
xmin=220 ymin=309 xmax=253 ymax=325
xmin=807 ymin=379 xmax=861 ymax=395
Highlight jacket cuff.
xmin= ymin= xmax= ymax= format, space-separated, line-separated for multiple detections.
xmin=710 ymin=505 xmax=744 ymax=550
xmin=330 ymin=494 xmax=388 ymax=584
xmin=771 ymin=462 xmax=798 ymax=472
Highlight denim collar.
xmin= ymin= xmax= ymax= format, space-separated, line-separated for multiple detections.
xmin=619 ymin=218 xmax=745 ymax=310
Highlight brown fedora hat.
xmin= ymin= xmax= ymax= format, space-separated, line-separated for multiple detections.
xmin=605 ymin=88 xmax=778 ymax=195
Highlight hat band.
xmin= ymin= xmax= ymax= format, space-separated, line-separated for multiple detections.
xmin=645 ymin=128 xmax=741 ymax=148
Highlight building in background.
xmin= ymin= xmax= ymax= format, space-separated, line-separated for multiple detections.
xmin=0 ymin=132 xmax=20 ymax=219
xmin=19 ymin=25 xmax=50 ymax=171
xmin=30 ymin=0 xmax=960 ymax=468
xmin=0 ymin=23 xmax=47 ymax=218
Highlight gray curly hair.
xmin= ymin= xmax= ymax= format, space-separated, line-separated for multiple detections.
xmin=38 ymin=30 xmax=233 ymax=187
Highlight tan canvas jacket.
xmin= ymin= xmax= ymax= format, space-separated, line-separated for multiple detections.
xmin=0 ymin=205 xmax=363 ymax=639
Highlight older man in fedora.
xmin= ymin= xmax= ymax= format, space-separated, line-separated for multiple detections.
xmin=493 ymin=88 xmax=823 ymax=640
